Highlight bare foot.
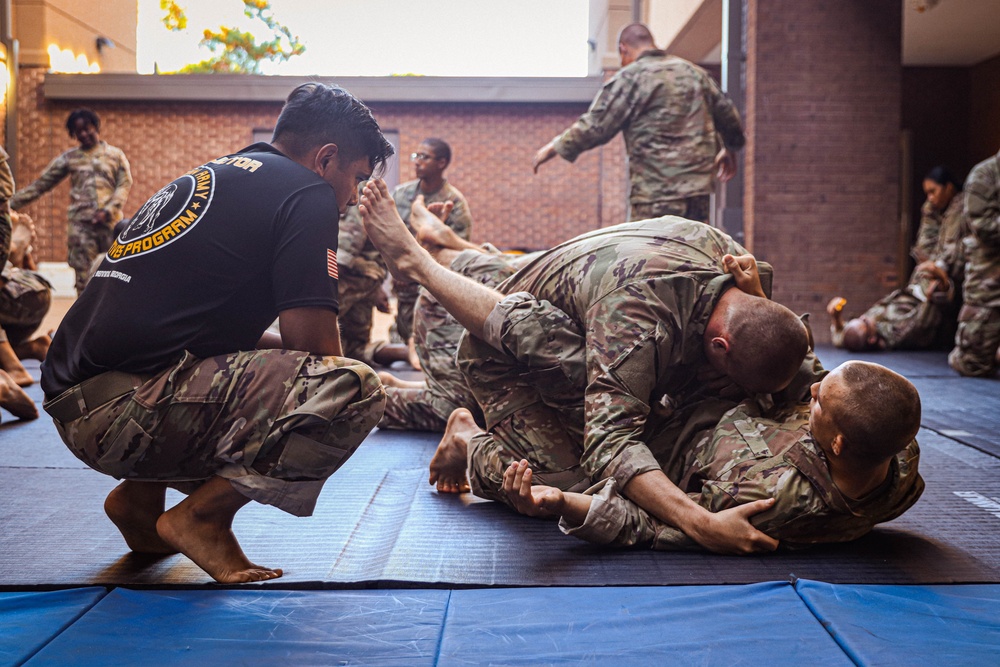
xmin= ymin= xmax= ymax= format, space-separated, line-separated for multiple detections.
xmin=359 ymin=179 xmax=434 ymax=282
xmin=425 ymin=198 xmax=454 ymax=222
xmin=155 ymin=476 xmax=282 ymax=584
xmin=104 ymin=481 xmax=177 ymax=554
xmin=429 ymin=408 xmax=481 ymax=493
xmin=0 ymin=369 xmax=37 ymax=420
xmin=407 ymin=336 xmax=422 ymax=371
xmin=377 ymin=370 xmax=426 ymax=390
xmin=412 ymin=196 xmax=467 ymax=250
xmin=5 ymin=365 xmax=34 ymax=387
xmin=13 ymin=332 xmax=52 ymax=362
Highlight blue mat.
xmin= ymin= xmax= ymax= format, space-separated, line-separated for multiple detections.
xmin=26 ymin=588 xmax=450 ymax=667
xmin=440 ymin=583 xmax=851 ymax=666
xmin=13 ymin=583 xmax=1000 ymax=665
xmin=796 ymin=580 xmax=1000 ymax=666
xmin=0 ymin=587 xmax=106 ymax=666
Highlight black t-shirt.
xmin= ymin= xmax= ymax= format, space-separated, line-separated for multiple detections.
xmin=41 ymin=143 xmax=341 ymax=399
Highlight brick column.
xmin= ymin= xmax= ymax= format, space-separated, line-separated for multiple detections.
xmin=745 ymin=0 xmax=902 ymax=342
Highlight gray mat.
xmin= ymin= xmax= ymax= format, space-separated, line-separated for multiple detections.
xmin=2 ymin=426 xmax=998 ymax=588
xmin=3 ymin=355 xmax=999 ymax=588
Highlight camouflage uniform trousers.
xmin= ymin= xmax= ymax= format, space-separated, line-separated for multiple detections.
xmin=69 ymin=220 xmax=115 ymax=295
xmin=0 ymin=266 xmax=52 ymax=345
xmin=392 ymin=278 xmax=420 ymax=343
xmin=378 ymin=287 xmax=466 ymax=432
xmin=630 ymin=195 xmax=710 ymax=224
xmin=338 ymin=270 xmax=383 ymax=362
xmin=379 ymin=250 xmax=521 ymax=432
xmin=457 ymin=292 xmax=592 ymax=507
xmin=45 ymin=348 xmax=385 ymax=517
xmin=949 ymin=304 xmax=1000 ymax=377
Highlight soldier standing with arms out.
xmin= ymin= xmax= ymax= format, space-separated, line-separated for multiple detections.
xmin=391 ymin=138 xmax=474 ymax=355
xmin=532 ymin=23 xmax=745 ymax=223
xmin=950 ymin=149 xmax=1000 ymax=377
xmin=12 ymin=109 xmax=132 ymax=295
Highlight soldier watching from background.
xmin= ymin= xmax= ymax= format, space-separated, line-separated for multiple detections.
xmin=532 ymin=22 xmax=745 ymax=223
xmin=12 ymin=108 xmax=132 ymax=295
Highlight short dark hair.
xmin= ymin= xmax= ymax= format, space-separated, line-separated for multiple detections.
xmin=842 ymin=318 xmax=879 ymax=352
xmin=833 ymin=361 xmax=921 ymax=465
xmin=618 ymin=23 xmax=655 ymax=49
xmin=66 ymin=108 xmax=100 ymax=137
xmin=422 ymin=137 xmax=452 ymax=166
xmin=727 ymin=298 xmax=810 ymax=394
xmin=924 ymin=164 xmax=962 ymax=191
xmin=272 ymin=83 xmax=394 ymax=176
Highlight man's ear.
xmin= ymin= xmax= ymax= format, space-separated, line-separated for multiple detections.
xmin=710 ymin=336 xmax=730 ymax=354
xmin=830 ymin=434 xmax=845 ymax=457
xmin=315 ymin=143 xmax=340 ymax=173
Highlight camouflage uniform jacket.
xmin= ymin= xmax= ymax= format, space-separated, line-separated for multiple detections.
xmin=0 ymin=146 xmax=13 ymax=268
xmin=11 ymin=140 xmax=132 ymax=226
xmin=338 ymin=206 xmax=387 ymax=283
xmin=552 ymin=50 xmax=745 ymax=207
xmin=497 ymin=217 xmax=750 ymax=489
xmin=392 ymin=179 xmax=473 ymax=240
xmin=561 ymin=399 xmax=924 ymax=550
xmin=913 ymin=195 xmax=966 ymax=271
xmin=960 ymin=151 xmax=1000 ymax=308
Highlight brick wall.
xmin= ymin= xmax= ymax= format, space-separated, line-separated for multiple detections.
xmin=746 ymin=0 xmax=903 ymax=342
xmin=13 ymin=67 xmax=628 ymax=262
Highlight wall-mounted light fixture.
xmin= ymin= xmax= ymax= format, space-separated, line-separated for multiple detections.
xmin=96 ymin=36 xmax=115 ymax=55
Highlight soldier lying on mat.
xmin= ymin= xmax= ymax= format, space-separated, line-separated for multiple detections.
xmin=359 ymin=177 xmax=812 ymax=555
xmin=500 ymin=359 xmax=923 ymax=550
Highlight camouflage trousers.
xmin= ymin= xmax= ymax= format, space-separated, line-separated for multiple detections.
xmin=338 ymin=271 xmax=382 ymax=362
xmin=392 ymin=279 xmax=420 ymax=342
xmin=379 ymin=250 xmax=519 ymax=432
xmin=0 ymin=267 xmax=51 ymax=345
xmin=630 ymin=195 xmax=711 ymax=224
xmin=378 ymin=283 xmax=467 ymax=431
xmin=949 ymin=304 xmax=1000 ymax=377
xmin=68 ymin=219 xmax=114 ymax=295
xmin=45 ymin=349 xmax=385 ymax=516
xmin=457 ymin=292 xmax=591 ymax=507
xmin=865 ymin=287 xmax=942 ymax=350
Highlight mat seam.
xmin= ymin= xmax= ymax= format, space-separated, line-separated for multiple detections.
xmin=792 ymin=580 xmax=862 ymax=667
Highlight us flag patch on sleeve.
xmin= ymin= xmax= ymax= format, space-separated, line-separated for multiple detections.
xmin=327 ymin=248 xmax=339 ymax=279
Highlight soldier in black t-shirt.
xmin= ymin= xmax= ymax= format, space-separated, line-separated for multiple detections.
xmin=41 ymin=83 xmax=394 ymax=583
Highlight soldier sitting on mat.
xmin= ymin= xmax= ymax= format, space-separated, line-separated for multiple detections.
xmin=500 ymin=359 xmax=923 ymax=551
xmin=359 ymin=177 xmax=810 ymax=555
xmin=40 ymin=83 xmax=393 ymax=583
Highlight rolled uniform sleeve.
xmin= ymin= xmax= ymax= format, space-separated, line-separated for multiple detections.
xmin=553 ymin=73 xmax=639 ymax=163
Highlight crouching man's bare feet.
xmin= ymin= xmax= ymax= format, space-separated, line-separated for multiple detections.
xmin=359 ymin=179 xmax=435 ymax=283
xmin=156 ymin=476 xmax=283 ymax=584
xmin=429 ymin=408 xmax=480 ymax=493
xmin=0 ymin=369 xmax=37 ymax=420
xmin=104 ymin=480 xmax=177 ymax=554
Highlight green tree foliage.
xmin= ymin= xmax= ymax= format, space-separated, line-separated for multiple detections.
xmin=160 ymin=0 xmax=305 ymax=74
